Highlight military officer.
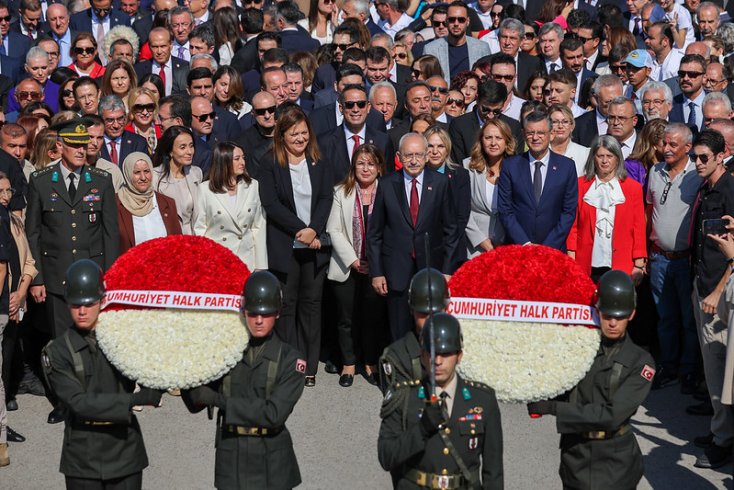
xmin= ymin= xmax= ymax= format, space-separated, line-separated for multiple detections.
xmin=378 ymin=313 xmax=504 ymax=490
xmin=527 ymin=270 xmax=655 ymax=490
xmin=42 ymin=260 xmax=163 ymax=490
xmin=183 ymin=271 xmax=306 ymax=490
xmin=379 ymin=267 xmax=450 ymax=397
xmin=26 ymin=120 xmax=119 ymax=424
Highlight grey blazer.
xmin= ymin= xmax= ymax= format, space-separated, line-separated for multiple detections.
xmin=463 ymin=159 xmax=504 ymax=259
xmin=423 ymin=37 xmax=491 ymax=84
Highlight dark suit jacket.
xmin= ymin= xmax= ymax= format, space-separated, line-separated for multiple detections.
xmin=230 ymin=37 xmax=259 ymax=74
xmin=278 ymin=29 xmax=320 ymax=55
xmin=193 ymin=137 xmax=213 ymax=178
xmin=448 ymin=110 xmax=522 ymax=163
xmin=311 ymin=62 xmax=336 ymax=94
xmin=497 ymin=151 xmax=578 ymax=251
xmin=235 ymin=125 xmax=272 ymax=180
xmin=310 ymin=103 xmax=387 ymax=137
xmin=0 ymin=73 xmax=12 ymax=112
xmin=258 ymin=152 xmax=334 ymax=274
xmin=131 ymin=12 xmax=154 ymax=45
xmin=517 ymin=52 xmax=544 ymax=94
xmin=571 ymin=110 xmax=600 ymax=147
xmin=669 ymin=93 xmax=703 ymax=133
xmin=133 ymin=56 xmax=189 ymax=96
xmin=116 ymin=192 xmax=181 ymax=253
xmin=69 ymin=8 xmax=131 ymax=33
xmin=100 ymin=131 xmax=150 ymax=166
xmin=212 ymin=106 xmax=242 ymax=143
xmin=4 ymin=30 xmax=31 ymax=61
xmin=318 ymin=124 xmax=395 ymax=184
xmin=366 ymin=168 xmax=459 ymax=291
xmin=0 ymin=147 xmax=27 ymax=210
xmin=0 ymin=54 xmax=21 ymax=84
xmin=445 ymin=165 xmax=470 ymax=267
xmin=298 ymin=91 xmax=314 ymax=114
xmin=366 ymin=18 xmax=384 ymax=36
xmin=313 ymin=87 xmax=338 ymax=108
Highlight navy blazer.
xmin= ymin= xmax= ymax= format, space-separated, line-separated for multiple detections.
xmin=278 ymin=30 xmax=320 ymax=55
xmin=193 ymin=137 xmax=213 ymax=178
xmin=445 ymin=165 xmax=471 ymax=267
xmin=318 ymin=124 xmax=395 ymax=184
xmin=366 ymin=168 xmax=459 ymax=292
xmin=310 ymin=103 xmax=387 ymax=137
xmin=298 ymin=91 xmax=314 ymax=114
xmin=133 ymin=56 xmax=189 ymax=96
xmin=100 ymin=131 xmax=149 ymax=166
xmin=212 ymin=106 xmax=242 ymax=143
xmin=0 ymin=54 xmax=22 ymax=85
xmin=669 ymin=93 xmax=703 ymax=134
xmin=69 ymin=8 xmax=131 ymax=33
xmin=4 ymin=31 xmax=31 ymax=61
xmin=571 ymin=110 xmax=600 ymax=147
xmin=258 ymin=153 xmax=334 ymax=274
xmin=497 ymin=151 xmax=578 ymax=251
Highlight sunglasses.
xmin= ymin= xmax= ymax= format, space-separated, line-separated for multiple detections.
xmin=335 ymin=43 xmax=355 ymax=51
xmin=447 ymin=98 xmax=465 ymax=106
xmin=62 ymin=89 xmax=74 ymax=97
xmin=479 ymin=106 xmax=502 ymax=116
xmin=0 ymin=15 xmax=11 ymax=22
xmin=253 ymin=105 xmax=276 ymax=116
xmin=428 ymin=85 xmax=449 ymax=94
xmin=448 ymin=16 xmax=467 ymax=23
xmin=678 ymin=70 xmax=704 ymax=79
xmin=243 ymin=0 xmax=262 ymax=3
xmin=690 ymin=152 xmax=713 ymax=163
xmin=343 ymin=100 xmax=368 ymax=109
xmin=432 ymin=20 xmax=448 ymax=27
xmin=74 ymin=47 xmax=96 ymax=55
xmin=524 ymin=32 xmax=536 ymax=39
xmin=133 ymin=103 xmax=156 ymax=113
xmin=17 ymin=91 xmax=41 ymax=100
xmin=490 ymin=12 xmax=503 ymax=18
xmin=492 ymin=74 xmax=514 ymax=82
xmin=193 ymin=111 xmax=215 ymax=122
xmin=610 ymin=64 xmax=627 ymax=72
xmin=396 ymin=52 xmax=408 ymax=60
xmin=93 ymin=7 xmax=111 ymax=14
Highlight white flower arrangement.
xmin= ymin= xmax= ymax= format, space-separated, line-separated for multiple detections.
xmin=97 ymin=309 xmax=249 ymax=390
xmin=458 ymin=319 xmax=601 ymax=403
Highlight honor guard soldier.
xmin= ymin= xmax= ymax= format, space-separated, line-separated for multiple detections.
xmin=379 ymin=268 xmax=450 ymax=395
xmin=183 ymin=271 xmax=306 ymax=490
xmin=41 ymin=260 xmax=163 ymax=490
xmin=528 ymin=270 xmax=655 ymax=490
xmin=378 ymin=313 xmax=504 ymax=490
xmin=26 ymin=120 xmax=119 ymax=424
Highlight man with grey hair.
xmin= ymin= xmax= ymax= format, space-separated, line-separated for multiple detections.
xmin=697 ymin=2 xmax=721 ymax=39
xmin=370 ymin=81 xmax=399 ymax=130
xmin=69 ymin=0 xmax=132 ymax=58
xmin=709 ymin=118 xmax=734 ymax=170
xmin=374 ymin=0 xmax=411 ymax=40
xmin=340 ymin=0 xmax=384 ymax=36
xmin=99 ymin=95 xmax=149 ymax=165
xmin=275 ymin=1 xmax=319 ymax=54
xmin=190 ymin=53 xmax=218 ymax=72
xmin=572 ymin=74 xmax=624 ymax=146
xmin=495 ymin=18 xmax=544 ymax=92
xmin=607 ymin=96 xmax=639 ymax=159
xmin=189 ymin=22 xmax=215 ymax=57
xmin=538 ymin=22 xmax=565 ymax=73
xmin=646 ymin=122 xmax=701 ymax=397
xmin=367 ymin=131 xmax=458 ymax=340
xmin=7 ymin=47 xmax=59 ymax=113
xmin=169 ymin=6 xmax=194 ymax=61
xmin=703 ymin=92 xmax=733 ymax=127
xmin=641 ymin=80 xmax=674 ymax=121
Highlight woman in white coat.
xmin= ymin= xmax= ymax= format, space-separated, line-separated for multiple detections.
xmin=548 ymin=103 xmax=591 ymax=177
xmin=326 ymin=144 xmax=387 ymax=387
xmin=194 ymin=142 xmax=267 ymax=272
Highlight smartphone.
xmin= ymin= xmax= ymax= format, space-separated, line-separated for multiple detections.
xmin=703 ymin=218 xmax=729 ymax=236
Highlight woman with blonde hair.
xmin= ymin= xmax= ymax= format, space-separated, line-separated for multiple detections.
xmin=126 ymin=87 xmax=160 ymax=154
xmin=464 ymin=119 xmax=516 ymax=257
xmin=30 ymin=129 xmax=60 ymax=170
xmin=548 ymin=104 xmax=590 ymax=176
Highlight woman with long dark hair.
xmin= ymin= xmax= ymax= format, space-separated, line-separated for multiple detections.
xmin=213 ymin=7 xmax=243 ymax=67
xmin=299 ymin=0 xmax=336 ymax=45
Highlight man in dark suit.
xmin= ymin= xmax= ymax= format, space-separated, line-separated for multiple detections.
xmin=0 ymin=53 xmax=21 ymax=84
xmin=366 ymin=45 xmax=410 ymax=116
xmin=229 ymin=7 xmax=262 ymax=74
xmin=448 ymin=80 xmax=522 ymax=163
xmin=578 ymin=21 xmax=605 ymax=72
xmin=572 ymin=74 xmax=624 ymax=147
xmin=185 ymin=67 xmax=240 ymax=143
xmin=491 ymin=18 xmax=544 ymax=95
xmin=98 ymin=95 xmax=149 ymax=165
xmin=669 ymin=53 xmax=707 ymax=133
xmin=10 ymin=0 xmax=41 ymax=40
xmin=318 ymin=85 xmax=394 ymax=184
xmin=366 ymin=132 xmax=459 ymax=341
xmin=497 ymin=110 xmax=578 ymax=251
xmin=133 ymin=27 xmax=189 ymax=96
xmin=274 ymin=1 xmax=319 ymax=55
xmin=560 ymin=36 xmax=597 ymax=105
xmin=310 ymin=23 xmax=362 ymax=93
xmin=235 ymin=91 xmax=276 ymax=180
xmin=0 ymin=2 xmax=31 ymax=59
xmin=69 ymin=0 xmax=130 ymax=50
xmin=282 ymin=62 xmax=314 ymax=114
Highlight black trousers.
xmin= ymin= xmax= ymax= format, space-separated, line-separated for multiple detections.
xmin=386 ymin=288 xmax=413 ymax=342
xmin=274 ymin=250 xmax=326 ymax=377
xmin=65 ymin=472 xmax=142 ymax=490
xmin=46 ymin=292 xmax=73 ymax=338
xmin=331 ymin=271 xmax=387 ymax=366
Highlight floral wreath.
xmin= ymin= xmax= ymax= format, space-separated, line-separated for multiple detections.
xmin=447 ymin=245 xmax=600 ymax=403
xmin=97 ymin=235 xmax=251 ymax=390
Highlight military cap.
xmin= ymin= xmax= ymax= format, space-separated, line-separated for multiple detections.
xmin=56 ymin=119 xmax=91 ymax=145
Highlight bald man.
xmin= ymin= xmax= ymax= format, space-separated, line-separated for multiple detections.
xmin=235 ymin=92 xmax=278 ymax=179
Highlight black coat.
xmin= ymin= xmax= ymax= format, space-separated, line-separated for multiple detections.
xmin=572 ymin=110 xmax=601 ymax=148
xmin=133 ymin=57 xmax=190 ymax=96
xmin=318 ymin=124 xmax=395 ymax=184
xmin=448 ymin=110 xmax=522 ymax=163
xmin=310 ymin=103 xmax=387 ymax=137
xmin=278 ymin=29 xmax=320 ymax=55
xmin=230 ymin=37 xmax=259 ymax=74
xmin=517 ymin=52 xmax=544 ymax=95
xmin=100 ymin=131 xmax=150 ymax=164
xmin=235 ymin=125 xmax=272 ymax=180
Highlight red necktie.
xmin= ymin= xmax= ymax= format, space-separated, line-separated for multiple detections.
xmin=109 ymin=140 xmax=118 ymax=165
xmin=351 ymin=134 xmax=360 ymax=151
xmin=410 ymin=178 xmax=419 ymax=226
xmin=159 ymin=65 xmax=166 ymax=94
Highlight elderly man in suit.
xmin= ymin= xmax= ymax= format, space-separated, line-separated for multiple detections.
xmin=494 ymin=18 xmax=544 ymax=94
xmin=497 ymin=110 xmax=578 ymax=251
xmin=572 ymin=74 xmax=624 ymax=147
xmin=134 ymin=27 xmax=189 ymax=96
xmin=367 ymin=132 xmax=459 ymax=341
xmin=0 ymin=2 xmax=31 ymax=58
xmin=99 ymin=95 xmax=149 ymax=166
xmin=423 ymin=1 xmax=490 ymax=84
xmin=41 ymin=3 xmax=77 ymax=68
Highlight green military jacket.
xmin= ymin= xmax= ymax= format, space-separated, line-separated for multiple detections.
xmin=42 ymin=327 xmax=147 ymax=480
xmin=378 ymin=375 xmax=504 ymax=490
xmin=379 ymin=331 xmax=423 ymax=395
xmin=554 ymin=334 xmax=654 ymax=490
xmin=26 ymin=162 xmax=119 ymax=295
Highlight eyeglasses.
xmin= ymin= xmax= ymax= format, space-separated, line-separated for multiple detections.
xmin=660 ymin=181 xmax=672 ymax=204
xmin=62 ymin=89 xmax=74 ymax=97
xmin=432 ymin=20 xmax=448 ymax=27
xmin=343 ymin=100 xmax=368 ymax=109
xmin=706 ymin=78 xmax=725 ymax=85
xmin=335 ymin=42 xmax=356 ymax=51
xmin=642 ymin=98 xmax=666 ymax=105
xmin=492 ymin=74 xmax=515 ymax=82
xmin=133 ymin=103 xmax=156 ymax=113
xmin=490 ymin=12 xmax=503 ymax=18
xmin=447 ymin=98 xmax=465 ymax=107
xmin=74 ymin=47 xmax=96 ymax=55
xmin=610 ymin=64 xmax=627 ymax=72
xmin=400 ymin=152 xmax=426 ymax=161
xmin=193 ymin=111 xmax=216 ymax=122
xmin=16 ymin=91 xmax=41 ymax=100
xmin=690 ymin=152 xmax=713 ymax=163
xmin=396 ymin=52 xmax=408 ymax=60
xmin=0 ymin=15 xmax=11 ymax=22
xmin=551 ymin=119 xmax=571 ymax=127
xmin=524 ymin=32 xmax=536 ymax=39
xmin=0 ymin=188 xmax=15 ymax=197
xmin=678 ymin=70 xmax=705 ymax=79
xmin=607 ymin=115 xmax=634 ymax=123
xmin=103 ymin=115 xmax=126 ymax=125
xmin=479 ymin=106 xmax=502 ymax=116
xmin=253 ymin=105 xmax=276 ymax=116
xmin=428 ymin=85 xmax=448 ymax=94
xmin=447 ymin=16 xmax=467 ymax=23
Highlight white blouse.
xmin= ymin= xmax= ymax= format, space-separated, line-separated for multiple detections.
xmin=132 ymin=197 xmax=168 ymax=245
xmin=290 ymin=159 xmax=312 ymax=226
xmin=584 ymin=176 xmax=625 ymax=268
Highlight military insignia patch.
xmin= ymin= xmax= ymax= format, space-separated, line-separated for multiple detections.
xmin=89 ymin=213 xmax=96 ymax=223
xmin=50 ymin=192 xmax=59 ymax=202
xmin=295 ymin=359 xmax=306 ymax=373
xmin=383 ymin=362 xmax=392 ymax=375
xmin=42 ymin=352 xmax=51 ymax=369
xmin=469 ymin=437 xmax=478 ymax=450
xmin=384 ymin=390 xmax=392 ymax=401
xmin=473 ymin=406 xmax=483 ymax=414
xmin=462 ymin=387 xmax=471 ymax=400
xmin=641 ymin=364 xmax=655 ymax=381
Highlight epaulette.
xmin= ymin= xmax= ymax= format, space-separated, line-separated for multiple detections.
xmin=391 ymin=379 xmax=422 ymax=390
xmin=465 ymin=380 xmax=494 ymax=392
xmin=88 ymin=166 xmax=110 ymax=177
xmin=32 ymin=166 xmax=55 ymax=178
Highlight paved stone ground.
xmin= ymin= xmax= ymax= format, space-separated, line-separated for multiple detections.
xmin=1 ymin=365 xmax=732 ymax=489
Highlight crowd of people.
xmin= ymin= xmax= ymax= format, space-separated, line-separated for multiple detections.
xmin=0 ymin=0 xmax=733 ymax=485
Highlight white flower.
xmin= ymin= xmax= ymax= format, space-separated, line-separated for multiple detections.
xmin=457 ymin=319 xmax=600 ymax=403
xmin=96 ymin=309 xmax=249 ymax=389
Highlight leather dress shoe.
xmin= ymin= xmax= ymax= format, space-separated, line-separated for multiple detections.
xmin=6 ymin=399 xmax=18 ymax=411
xmin=6 ymin=427 xmax=25 ymax=443
xmin=47 ymin=405 xmax=66 ymax=424
xmin=339 ymin=374 xmax=354 ymax=387
xmin=305 ymin=376 xmax=316 ymax=387
xmin=694 ymin=443 xmax=732 ymax=469
xmin=686 ymin=400 xmax=714 ymax=416
xmin=694 ymin=432 xmax=715 ymax=449
xmin=324 ymin=361 xmax=339 ymax=374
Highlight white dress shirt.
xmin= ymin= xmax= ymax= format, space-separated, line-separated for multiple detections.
xmin=403 ymin=170 xmax=424 ymax=204
xmin=344 ymin=126 xmax=366 ymax=162
xmin=619 ymin=132 xmax=637 ymax=160
xmin=379 ymin=13 xmax=412 ymax=40
xmin=290 ymin=159 xmax=312 ymax=225
xmin=153 ymin=59 xmax=173 ymax=96
xmin=504 ymin=94 xmax=525 ymax=122
xmin=59 ymin=164 xmax=82 ymax=194
xmin=653 ymin=48 xmax=684 ymax=81
xmin=595 ymin=108 xmax=608 ymax=136
xmin=529 ymin=149 xmax=551 ymax=192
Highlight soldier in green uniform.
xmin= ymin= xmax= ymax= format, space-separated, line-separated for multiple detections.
xmin=378 ymin=313 xmax=504 ymax=490
xmin=26 ymin=120 xmax=119 ymax=424
xmin=527 ymin=270 xmax=656 ymax=490
xmin=379 ymin=267 xmax=449 ymax=396
xmin=41 ymin=259 xmax=163 ymax=490
xmin=183 ymin=270 xmax=306 ymax=490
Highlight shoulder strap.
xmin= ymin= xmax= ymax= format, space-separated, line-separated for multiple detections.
xmin=439 ymin=430 xmax=480 ymax=489
xmin=222 ymin=374 xmax=232 ymax=398
xmin=410 ymin=356 xmax=422 ymax=381
xmin=609 ymin=362 xmax=624 ymax=398
xmin=64 ymin=332 xmax=86 ymax=390
xmin=265 ymin=344 xmax=282 ymax=401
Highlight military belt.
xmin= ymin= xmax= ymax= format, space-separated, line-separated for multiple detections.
xmin=406 ymin=468 xmax=464 ymax=489
xmin=581 ymin=423 xmax=630 ymax=440
xmin=81 ymin=421 xmax=116 ymax=426
xmin=225 ymin=425 xmax=282 ymax=436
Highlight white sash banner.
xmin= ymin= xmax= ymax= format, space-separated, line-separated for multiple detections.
xmin=447 ymin=297 xmax=600 ymax=327
xmin=102 ymin=290 xmax=242 ymax=312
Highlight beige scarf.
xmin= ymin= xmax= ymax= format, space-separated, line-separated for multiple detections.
xmin=118 ymin=152 xmax=155 ymax=217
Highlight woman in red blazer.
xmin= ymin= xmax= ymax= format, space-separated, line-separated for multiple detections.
xmin=567 ymin=135 xmax=647 ymax=284
xmin=116 ymin=152 xmax=182 ymax=254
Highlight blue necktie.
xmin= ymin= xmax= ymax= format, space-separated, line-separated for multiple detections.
xmin=687 ymin=101 xmax=697 ymax=129
xmin=0 ymin=36 xmax=6 ymax=56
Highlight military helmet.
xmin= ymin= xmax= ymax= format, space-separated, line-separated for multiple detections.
xmin=596 ymin=270 xmax=637 ymax=317
xmin=421 ymin=313 xmax=463 ymax=354
xmin=409 ymin=268 xmax=450 ymax=314
xmin=64 ymin=259 xmax=105 ymax=305
xmin=242 ymin=271 xmax=282 ymax=315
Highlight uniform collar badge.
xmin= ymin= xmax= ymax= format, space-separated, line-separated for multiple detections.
xmin=51 ymin=171 xmax=59 ymax=183
xmin=462 ymin=387 xmax=471 ymax=400
xmin=417 ymin=386 xmax=426 ymax=399
xmin=84 ymin=171 xmax=92 ymax=183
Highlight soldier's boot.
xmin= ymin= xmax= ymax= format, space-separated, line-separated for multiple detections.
xmin=0 ymin=442 xmax=9 ymax=466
